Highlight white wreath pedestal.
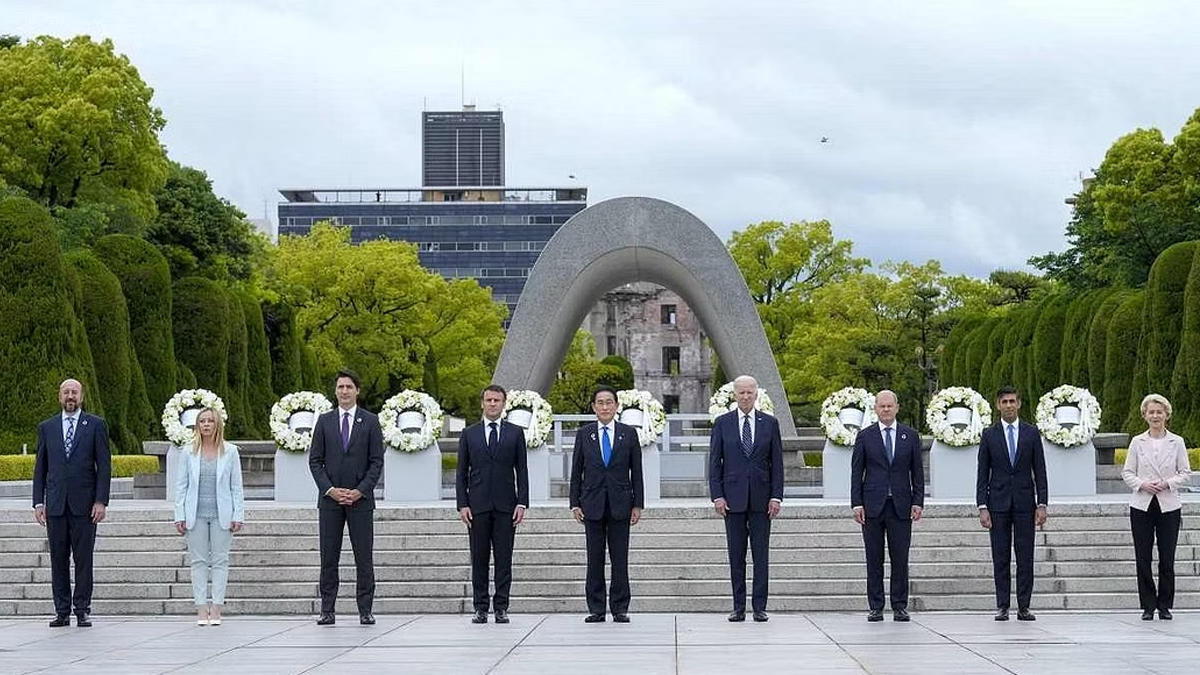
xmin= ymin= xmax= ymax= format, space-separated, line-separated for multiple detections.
xmin=1042 ymin=438 xmax=1096 ymax=497
xmin=822 ymin=439 xmax=853 ymax=500
xmin=384 ymin=441 xmax=442 ymax=503
xmin=641 ymin=441 xmax=661 ymax=503
xmin=527 ymin=444 xmax=550 ymax=503
xmin=929 ymin=440 xmax=978 ymax=499
xmin=274 ymin=449 xmax=318 ymax=502
xmin=165 ymin=445 xmax=184 ymax=502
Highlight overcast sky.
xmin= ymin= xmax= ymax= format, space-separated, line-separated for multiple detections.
xmin=8 ymin=0 xmax=1200 ymax=278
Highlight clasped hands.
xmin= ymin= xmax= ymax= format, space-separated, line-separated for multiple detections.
xmin=327 ymin=487 xmax=364 ymax=506
xmin=1140 ymin=479 xmax=1169 ymax=494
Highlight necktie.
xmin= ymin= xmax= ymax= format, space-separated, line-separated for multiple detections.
xmin=341 ymin=412 xmax=350 ymax=453
xmin=741 ymin=415 xmax=753 ymax=457
xmin=884 ymin=427 xmax=894 ymax=464
xmin=488 ymin=422 xmax=498 ymax=453
xmin=1007 ymin=424 xmax=1017 ymax=466
xmin=601 ymin=426 xmax=612 ymax=466
xmin=64 ymin=417 xmax=75 ymax=459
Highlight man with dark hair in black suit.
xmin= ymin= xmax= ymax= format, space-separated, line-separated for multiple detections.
xmin=851 ymin=389 xmax=924 ymax=622
xmin=977 ymin=385 xmax=1048 ymax=621
xmin=309 ymin=369 xmax=385 ymax=626
xmin=457 ymin=384 xmax=529 ymax=624
xmin=570 ymin=385 xmax=644 ymax=623
xmin=33 ymin=378 xmax=111 ymax=628
xmin=709 ymin=375 xmax=784 ymax=623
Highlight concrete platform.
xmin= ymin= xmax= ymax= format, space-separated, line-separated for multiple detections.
xmin=2 ymin=611 xmax=1198 ymax=675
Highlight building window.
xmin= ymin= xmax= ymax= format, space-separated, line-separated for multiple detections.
xmin=661 ymin=304 xmax=677 ymax=325
xmin=662 ymin=395 xmax=680 ymax=413
xmin=443 ymin=192 xmax=462 ymax=202
xmin=606 ymin=335 xmax=617 ymax=356
xmin=662 ymin=346 xmax=680 ymax=375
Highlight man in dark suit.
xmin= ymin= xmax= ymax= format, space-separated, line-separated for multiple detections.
xmin=570 ymin=385 xmax=644 ymax=623
xmin=456 ymin=384 xmax=529 ymax=624
xmin=309 ymin=369 xmax=385 ymax=626
xmin=976 ymin=386 xmax=1048 ymax=621
xmin=33 ymin=379 xmax=111 ymax=628
xmin=851 ymin=389 xmax=924 ymax=622
xmin=709 ymin=375 xmax=784 ymax=623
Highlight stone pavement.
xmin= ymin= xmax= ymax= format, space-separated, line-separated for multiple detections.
xmin=2 ymin=611 xmax=1198 ymax=674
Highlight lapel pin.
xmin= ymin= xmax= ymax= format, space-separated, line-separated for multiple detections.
xmin=82 ymin=420 xmax=89 ymax=426
xmin=900 ymin=433 xmax=907 ymax=440
xmin=590 ymin=432 xmax=596 ymax=441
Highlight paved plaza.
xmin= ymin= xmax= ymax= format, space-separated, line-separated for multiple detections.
xmin=2 ymin=611 xmax=1198 ymax=674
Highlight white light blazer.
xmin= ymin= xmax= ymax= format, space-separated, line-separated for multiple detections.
xmin=173 ymin=442 xmax=246 ymax=529
xmin=1121 ymin=431 xmax=1191 ymax=513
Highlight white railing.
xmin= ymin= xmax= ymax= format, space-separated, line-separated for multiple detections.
xmin=545 ymin=413 xmax=713 ymax=482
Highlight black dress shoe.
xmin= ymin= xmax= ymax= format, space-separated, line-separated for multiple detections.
xmin=727 ymin=610 xmax=745 ymax=622
xmin=1159 ymin=608 xmax=1173 ymax=620
xmin=893 ymin=608 xmax=910 ymax=622
xmin=49 ymin=615 xmax=69 ymax=628
xmin=75 ymin=613 xmax=92 ymax=628
xmin=1017 ymin=608 xmax=1036 ymax=621
xmin=316 ymin=612 xmax=336 ymax=626
xmin=472 ymin=610 xmax=488 ymax=624
xmin=584 ymin=613 xmax=605 ymax=623
xmin=359 ymin=612 xmax=375 ymax=625
xmin=752 ymin=610 xmax=769 ymax=622
xmin=494 ymin=610 xmax=509 ymax=624
xmin=867 ymin=609 xmax=884 ymax=622
xmin=994 ymin=608 xmax=1009 ymax=621
xmin=1142 ymin=610 xmax=1155 ymax=621
xmin=613 ymin=613 xmax=630 ymax=623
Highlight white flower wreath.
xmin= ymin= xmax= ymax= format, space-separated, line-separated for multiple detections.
xmin=1035 ymin=384 xmax=1102 ymax=447
xmin=616 ymin=389 xmax=668 ymax=447
xmin=820 ymin=387 xmax=877 ymax=446
xmin=708 ymin=382 xmax=775 ymax=421
xmin=926 ymin=386 xmax=991 ymax=447
xmin=269 ymin=391 xmax=333 ymax=453
xmin=378 ymin=389 xmax=444 ymax=453
xmin=504 ymin=389 xmax=554 ymax=449
xmin=161 ymin=388 xmax=227 ymax=447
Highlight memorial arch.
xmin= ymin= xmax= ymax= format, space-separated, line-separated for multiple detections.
xmin=494 ymin=196 xmax=797 ymax=436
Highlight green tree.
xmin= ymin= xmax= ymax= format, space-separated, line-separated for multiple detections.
xmin=1172 ymin=243 xmax=1200 ymax=444
xmin=600 ymin=355 xmax=636 ymax=391
xmin=149 ymin=162 xmax=264 ymax=281
xmin=238 ymin=292 xmax=275 ymax=435
xmin=0 ymin=36 xmax=169 ymax=233
xmin=93 ymin=234 xmax=177 ymax=413
xmin=1030 ymin=295 xmax=1071 ymax=399
xmin=988 ymin=269 xmax=1049 ymax=305
xmin=547 ymin=331 xmax=625 ymax=414
xmin=0 ymin=196 xmax=98 ymax=451
xmin=264 ymin=301 xmax=303 ymax=397
xmin=1103 ymin=292 xmax=1145 ymax=431
xmin=1086 ymin=291 xmax=1129 ymax=397
xmin=223 ymin=288 xmax=253 ymax=438
xmin=727 ymin=219 xmax=868 ymax=353
xmin=172 ymin=276 xmax=231 ymax=412
xmin=421 ymin=277 xmax=508 ymax=416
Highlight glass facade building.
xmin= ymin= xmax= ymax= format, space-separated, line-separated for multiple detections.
xmin=277 ymin=187 xmax=588 ymax=317
xmin=422 ymin=109 xmax=505 ymax=187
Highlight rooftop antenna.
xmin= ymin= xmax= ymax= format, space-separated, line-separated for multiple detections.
xmin=460 ymin=61 xmax=465 ymax=109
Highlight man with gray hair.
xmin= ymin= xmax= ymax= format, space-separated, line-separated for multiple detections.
xmin=709 ymin=375 xmax=784 ymax=622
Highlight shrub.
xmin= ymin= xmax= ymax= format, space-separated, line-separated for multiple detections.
xmin=1087 ymin=291 xmax=1130 ymax=397
xmin=0 ymin=454 xmax=159 ymax=481
xmin=1171 ymin=242 xmax=1200 ymax=444
xmin=1031 ymin=295 xmax=1070 ymax=399
xmin=1103 ymin=292 xmax=1145 ymax=431
xmin=1113 ymin=447 xmax=1200 ymax=469
xmin=239 ymin=293 xmax=274 ymax=437
xmin=223 ymin=288 xmax=252 ymax=438
xmin=172 ymin=276 xmax=230 ymax=402
xmin=264 ymin=301 xmax=302 ymax=397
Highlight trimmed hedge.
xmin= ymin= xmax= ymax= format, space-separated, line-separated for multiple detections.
xmin=1030 ymin=295 xmax=1070 ymax=400
xmin=1087 ymin=291 xmax=1130 ymax=397
xmin=1103 ymin=292 xmax=1145 ymax=432
xmin=223 ymin=288 xmax=252 ymax=438
xmin=943 ymin=316 xmax=982 ymax=386
xmin=93 ymin=234 xmax=177 ymax=414
xmin=239 ymin=292 xmax=274 ymax=437
xmin=1060 ymin=291 xmax=1103 ymax=386
xmin=960 ymin=319 xmax=994 ymax=390
xmin=0 ymin=454 xmax=159 ymax=481
xmin=172 ymin=276 xmax=230 ymax=402
xmin=0 ymin=196 xmax=98 ymax=451
xmin=1171 ymin=241 xmax=1200 ymax=444
xmin=264 ymin=301 xmax=302 ymax=397
xmin=1113 ymin=447 xmax=1200 ymax=468
xmin=982 ymin=314 xmax=1012 ymax=400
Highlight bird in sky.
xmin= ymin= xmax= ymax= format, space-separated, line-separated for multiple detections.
xmin=820 ymin=137 xmax=830 ymax=143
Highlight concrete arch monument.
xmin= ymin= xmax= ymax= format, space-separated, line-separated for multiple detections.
xmin=494 ymin=196 xmax=796 ymax=436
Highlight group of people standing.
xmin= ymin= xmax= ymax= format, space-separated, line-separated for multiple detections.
xmin=30 ymin=375 xmax=1190 ymax=627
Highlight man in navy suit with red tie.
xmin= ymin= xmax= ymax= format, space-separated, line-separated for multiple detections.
xmin=456 ymin=384 xmax=529 ymax=624
xmin=976 ymin=386 xmax=1048 ymax=622
xmin=309 ymin=369 xmax=385 ymax=626
xmin=570 ymin=386 xmax=644 ymax=623
xmin=33 ymin=379 xmax=111 ymax=628
xmin=851 ymin=389 xmax=924 ymax=622
xmin=709 ymin=375 xmax=784 ymax=622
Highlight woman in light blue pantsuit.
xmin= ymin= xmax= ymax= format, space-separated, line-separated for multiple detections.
xmin=174 ymin=408 xmax=245 ymax=625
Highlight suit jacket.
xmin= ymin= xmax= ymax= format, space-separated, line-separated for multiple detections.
xmin=308 ymin=407 xmax=385 ymax=510
xmin=569 ymin=420 xmax=644 ymax=521
xmin=708 ymin=409 xmax=785 ymax=513
xmin=1122 ymin=430 xmax=1191 ymax=512
xmin=976 ymin=420 xmax=1048 ymax=512
xmin=33 ymin=411 xmax=112 ymax=517
xmin=456 ymin=419 xmax=530 ymax=513
xmin=173 ymin=442 xmax=246 ymax=529
xmin=851 ymin=422 xmax=924 ymax=519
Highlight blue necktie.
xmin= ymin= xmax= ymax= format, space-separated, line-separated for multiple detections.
xmin=741 ymin=415 xmax=753 ymax=457
xmin=1007 ymin=424 xmax=1017 ymax=466
xmin=64 ymin=417 xmax=75 ymax=459
xmin=601 ymin=426 xmax=612 ymax=466
xmin=884 ymin=426 xmax=894 ymax=464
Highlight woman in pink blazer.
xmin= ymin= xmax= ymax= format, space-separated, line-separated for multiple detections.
xmin=1122 ymin=393 xmax=1192 ymax=620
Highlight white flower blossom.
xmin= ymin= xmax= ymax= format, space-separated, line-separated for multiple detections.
xmin=708 ymin=382 xmax=776 ymax=421
xmin=820 ymin=387 xmax=878 ymax=447
xmin=161 ymin=389 xmax=228 ymax=447
xmin=1035 ymin=385 xmax=1101 ymax=447
xmin=379 ymin=390 xmax=444 ymax=453
xmin=926 ymin=387 xmax=991 ymax=447
xmin=616 ymin=389 xmax=668 ymax=447
xmin=269 ymin=391 xmax=334 ymax=453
